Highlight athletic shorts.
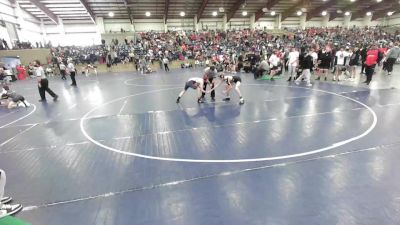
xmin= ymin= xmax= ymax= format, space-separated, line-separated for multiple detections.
xmin=184 ymin=80 xmax=197 ymax=91
xmin=12 ymin=95 xmax=24 ymax=103
xmin=318 ymin=63 xmax=330 ymax=69
xmin=233 ymin=77 xmax=242 ymax=83
xmin=336 ymin=65 xmax=346 ymax=70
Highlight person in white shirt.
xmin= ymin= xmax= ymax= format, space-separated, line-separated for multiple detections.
xmin=163 ymin=57 xmax=169 ymax=72
xmin=310 ymin=48 xmax=319 ymax=65
xmin=176 ymin=77 xmax=209 ymax=103
xmin=84 ymin=64 xmax=97 ymax=77
xmin=219 ymin=74 xmax=244 ymax=104
xmin=334 ymin=47 xmax=350 ymax=81
xmin=287 ymin=47 xmax=299 ymax=81
xmin=34 ymin=60 xmax=58 ymax=102
xmin=59 ymin=62 xmax=66 ymax=80
xmin=67 ymin=60 xmax=77 ymax=86
xmin=269 ymin=49 xmax=282 ymax=81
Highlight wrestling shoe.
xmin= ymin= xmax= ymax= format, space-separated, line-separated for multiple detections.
xmin=315 ymin=77 xmax=320 ymax=81
xmin=239 ymin=98 xmax=244 ymax=105
xmin=223 ymin=97 xmax=231 ymax=101
xmin=197 ymin=98 xmax=204 ymax=103
xmin=287 ymin=77 xmax=292 ymax=82
xmin=1 ymin=197 xmax=12 ymax=204
xmin=176 ymin=97 xmax=180 ymax=103
xmin=0 ymin=204 xmax=23 ymax=219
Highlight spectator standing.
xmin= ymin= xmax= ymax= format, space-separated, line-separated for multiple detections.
xmin=295 ymin=49 xmax=314 ymax=87
xmin=364 ymin=45 xmax=379 ymax=85
xmin=385 ymin=42 xmax=400 ymax=75
xmin=163 ymin=56 xmax=170 ymax=72
xmin=334 ymin=47 xmax=350 ymax=81
xmin=59 ymin=62 xmax=66 ymax=80
xmin=348 ymin=47 xmax=360 ymax=81
xmin=67 ymin=60 xmax=77 ymax=86
xmin=287 ymin=47 xmax=299 ymax=81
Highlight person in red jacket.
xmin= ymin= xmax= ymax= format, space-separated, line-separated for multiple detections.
xmin=16 ymin=64 xmax=26 ymax=80
xmin=364 ymin=45 xmax=378 ymax=85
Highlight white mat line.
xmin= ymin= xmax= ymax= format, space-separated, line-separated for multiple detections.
xmin=0 ymin=104 xmax=36 ymax=128
xmin=22 ymin=141 xmax=397 ymax=212
xmin=0 ymin=124 xmax=37 ymax=147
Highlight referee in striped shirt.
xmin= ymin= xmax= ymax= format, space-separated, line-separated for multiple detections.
xmin=34 ymin=60 xmax=58 ymax=102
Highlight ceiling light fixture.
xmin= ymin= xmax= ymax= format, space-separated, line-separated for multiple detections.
xmin=366 ymin=11 xmax=372 ymax=16
xmin=270 ymin=11 xmax=276 ymax=16
xmin=212 ymin=11 xmax=218 ymax=16
xmin=296 ymin=11 xmax=303 ymax=16
xmin=242 ymin=11 xmax=248 ymax=16
xmin=322 ymin=11 xmax=327 ymax=16
xmin=387 ymin=11 xmax=394 ymax=16
xmin=108 ymin=12 xmax=114 ymax=17
xmin=145 ymin=11 xmax=151 ymax=17
xmin=180 ymin=12 xmax=185 ymax=17
xmin=344 ymin=11 xmax=350 ymax=16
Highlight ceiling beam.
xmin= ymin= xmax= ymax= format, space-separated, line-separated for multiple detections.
xmin=226 ymin=0 xmax=246 ymax=22
xmin=328 ymin=0 xmax=360 ymax=21
xmin=28 ymin=0 xmax=58 ymax=24
xmin=164 ymin=0 xmax=169 ymax=24
xmin=196 ymin=0 xmax=209 ymax=23
xmin=123 ymin=0 xmax=133 ymax=24
xmin=351 ymin=0 xmax=395 ymax=21
xmin=327 ymin=11 xmax=339 ymax=21
xmin=372 ymin=8 xmax=397 ymax=20
xmin=78 ymin=0 xmax=95 ymax=23
xmin=306 ymin=0 xmax=338 ymax=21
xmin=281 ymin=0 xmax=304 ymax=21
xmin=254 ymin=0 xmax=280 ymax=22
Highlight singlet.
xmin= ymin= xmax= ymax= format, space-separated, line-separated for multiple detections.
xmin=188 ymin=77 xmax=203 ymax=85
xmin=224 ymin=75 xmax=241 ymax=84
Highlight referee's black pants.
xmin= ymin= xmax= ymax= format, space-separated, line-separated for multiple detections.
xmin=202 ymin=78 xmax=215 ymax=99
xmin=38 ymin=78 xmax=57 ymax=100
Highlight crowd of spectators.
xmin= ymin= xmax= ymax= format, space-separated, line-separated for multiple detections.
xmin=48 ymin=26 xmax=398 ymax=66
xmin=1 ymin=26 xmax=399 ymax=81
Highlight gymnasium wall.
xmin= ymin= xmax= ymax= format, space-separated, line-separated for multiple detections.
xmin=387 ymin=14 xmax=400 ymax=26
xmin=43 ymin=22 xmax=101 ymax=46
xmin=0 ymin=48 xmax=50 ymax=65
xmin=0 ymin=2 xmax=399 ymax=49
xmin=0 ymin=0 xmax=44 ymax=47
